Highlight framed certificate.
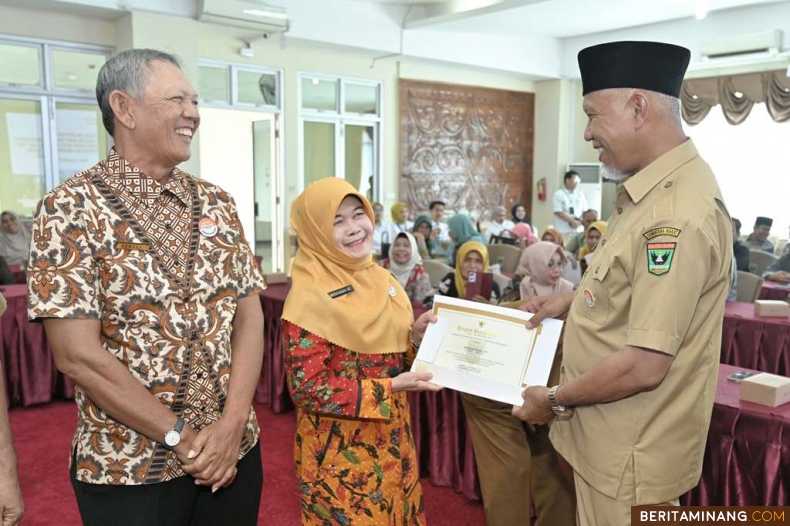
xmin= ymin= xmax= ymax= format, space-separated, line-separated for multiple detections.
xmin=411 ymin=296 xmax=563 ymax=405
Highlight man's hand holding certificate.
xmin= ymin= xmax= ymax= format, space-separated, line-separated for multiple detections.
xmin=411 ymin=296 xmax=563 ymax=405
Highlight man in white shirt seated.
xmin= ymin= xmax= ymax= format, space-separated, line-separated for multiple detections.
xmin=484 ymin=206 xmax=516 ymax=241
xmin=552 ymin=170 xmax=588 ymax=239
xmin=429 ymin=200 xmax=450 ymax=243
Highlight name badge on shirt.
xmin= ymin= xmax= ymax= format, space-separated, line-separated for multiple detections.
xmin=328 ymin=285 xmax=354 ymax=299
xmin=115 ymin=242 xmax=150 ymax=251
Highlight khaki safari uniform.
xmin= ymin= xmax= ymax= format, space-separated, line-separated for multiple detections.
xmin=550 ymin=140 xmax=732 ymax=525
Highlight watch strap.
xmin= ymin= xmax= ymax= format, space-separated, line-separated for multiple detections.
xmin=173 ymin=416 xmax=185 ymax=434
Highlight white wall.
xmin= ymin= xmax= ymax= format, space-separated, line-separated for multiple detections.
xmin=0 ymin=4 xmax=115 ymax=46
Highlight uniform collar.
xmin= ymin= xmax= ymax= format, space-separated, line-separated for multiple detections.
xmin=102 ymin=148 xmax=191 ymax=207
xmin=622 ymin=139 xmax=698 ymax=204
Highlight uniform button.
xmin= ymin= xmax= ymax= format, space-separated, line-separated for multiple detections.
xmin=560 ymin=366 xmax=565 ymax=373
xmin=617 ymin=207 xmax=623 ymax=214
xmin=664 ymin=182 xmax=672 ymax=188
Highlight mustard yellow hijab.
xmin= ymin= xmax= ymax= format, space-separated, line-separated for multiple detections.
xmin=578 ymin=221 xmax=608 ymax=260
xmin=454 ymin=241 xmax=489 ymax=299
xmin=283 ymin=179 xmax=413 ymax=355
xmin=391 ymin=202 xmax=408 ymax=224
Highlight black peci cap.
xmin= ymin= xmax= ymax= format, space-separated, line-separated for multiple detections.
xmin=578 ymin=41 xmax=691 ymax=98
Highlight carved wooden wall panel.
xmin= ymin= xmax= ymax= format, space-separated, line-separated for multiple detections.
xmin=399 ymin=80 xmax=534 ymax=222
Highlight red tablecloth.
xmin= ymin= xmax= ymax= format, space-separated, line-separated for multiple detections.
xmin=0 ymin=284 xmax=74 ymax=406
xmin=722 ymin=301 xmax=790 ymax=376
xmin=8 ymin=264 xmax=25 ymax=284
xmin=256 ymin=282 xmax=482 ymax=499
xmin=760 ymin=281 xmax=790 ymax=301
xmin=683 ymin=364 xmax=790 ymax=506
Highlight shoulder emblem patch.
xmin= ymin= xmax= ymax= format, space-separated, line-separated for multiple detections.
xmin=647 ymin=242 xmax=676 ymax=276
xmin=643 ymin=227 xmax=681 ymax=240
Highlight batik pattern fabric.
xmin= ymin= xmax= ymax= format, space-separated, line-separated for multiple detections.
xmin=283 ymin=320 xmax=425 ymax=525
xmin=27 ymin=149 xmax=266 ymax=485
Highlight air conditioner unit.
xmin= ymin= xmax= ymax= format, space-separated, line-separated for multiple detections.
xmin=198 ymin=0 xmax=290 ymax=33
xmin=568 ymin=163 xmax=602 ymax=215
xmin=700 ymin=30 xmax=782 ymax=60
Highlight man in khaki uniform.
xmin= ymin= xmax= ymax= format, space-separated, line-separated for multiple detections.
xmin=512 ymin=41 xmax=732 ymax=525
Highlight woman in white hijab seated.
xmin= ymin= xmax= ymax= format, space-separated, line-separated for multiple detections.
xmin=380 ymin=232 xmax=433 ymax=304
xmin=484 ymin=206 xmax=515 ymax=241
xmin=0 ymin=211 xmax=32 ymax=266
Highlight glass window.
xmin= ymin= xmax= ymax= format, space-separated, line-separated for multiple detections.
xmin=198 ymin=66 xmax=230 ymax=104
xmin=238 ymin=70 xmax=278 ymax=106
xmin=303 ymin=121 xmax=335 ymax=184
xmin=344 ymin=83 xmax=378 ymax=116
xmin=344 ymin=124 xmax=375 ymax=195
xmin=301 ymin=77 xmax=338 ymax=112
xmin=55 ymin=102 xmax=108 ymax=182
xmin=52 ymin=49 xmax=105 ymax=91
xmin=0 ymin=98 xmax=45 ymax=217
xmin=0 ymin=43 xmax=41 ymax=87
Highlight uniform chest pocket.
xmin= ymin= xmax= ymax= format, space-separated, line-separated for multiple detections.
xmin=577 ymin=257 xmax=612 ymax=325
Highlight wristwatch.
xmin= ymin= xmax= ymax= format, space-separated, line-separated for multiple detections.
xmin=163 ymin=417 xmax=185 ymax=449
xmin=547 ymin=385 xmax=574 ymax=420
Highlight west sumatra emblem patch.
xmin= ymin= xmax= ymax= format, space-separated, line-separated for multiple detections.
xmin=647 ymin=242 xmax=676 ymax=276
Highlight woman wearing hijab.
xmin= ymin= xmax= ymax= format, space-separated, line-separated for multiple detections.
xmin=381 ymin=232 xmax=433 ymax=304
xmin=0 ymin=212 xmax=32 ymax=266
xmin=484 ymin=206 xmax=515 ymax=241
xmin=511 ymin=223 xmax=538 ymax=249
xmin=511 ymin=204 xmax=535 ymax=233
xmin=447 ymin=214 xmax=486 ymax=266
xmin=411 ymin=215 xmax=437 ymax=258
xmin=430 ymin=241 xmax=501 ymax=307
xmin=382 ymin=201 xmax=413 ymax=243
xmin=503 ymin=242 xmax=575 ymax=303
xmin=282 ymin=179 xmax=440 ymax=525
xmin=578 ymin=220 xmax=608 ymax=275
xmin=540 ymin=227 xmax=565 ymax=250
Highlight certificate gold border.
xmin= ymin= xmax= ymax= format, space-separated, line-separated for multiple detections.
xmin=433 ymin=302 xmax=542 ymax=388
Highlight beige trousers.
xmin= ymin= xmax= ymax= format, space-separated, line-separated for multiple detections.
xmin=573 ymin=457 xmax=680 ymax=526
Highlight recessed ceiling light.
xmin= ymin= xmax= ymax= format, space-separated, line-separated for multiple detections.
xmin=695 ymin=10 xmax=707 ymax=20
xmin=312 ymin=78 xmax=320 ymax=86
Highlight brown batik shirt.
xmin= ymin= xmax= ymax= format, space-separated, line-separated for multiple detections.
xmin=28 ymin=148 xmax=266 ymax=485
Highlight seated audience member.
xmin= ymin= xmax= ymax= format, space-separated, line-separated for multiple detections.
xmin=485 ymin=206 xmax=515 ymax=241
xmin=0 ymin=211 xmax=32 ymax=266
xmin=443 ymin=241 xmax=576 ymax=526
xmin=447 ymin=214 xmax=486 ymax=266
xmin=511 ymin=222 xmax=538 ymax=249
xmin=782 ymin=226 xmax=790 ymax=256
xmin=511 ymin=204 xmax=535 ymax=234
xmin=731 ymin=218 xmax=750 ymax=272
xmin=388 ymin=202 xmax=414 ymax=234
xmin=566 ymin=209 xmax=599 ymax=258
xmin=429 ymin=241 xmax=501 ymax=307
xmin=763 ymin=253 xmax=790 ymax=283
xmin=372 ymin=202 xmax=386 ymax=254
xmin=0 ymin=256 xmax=14 ymax=285
xmin=429 ymin=200 xmax=451 ymax=245
xmin=412 ymin=215 xmax=438 ymax=258
xmin=540 ymin=228 xmax=565 ymax=250
xmin=745 ymin=216 xmax=775 ymax=253
xmin=502 ymin=241 xmax=574 ymax=303
xmin=578 ymin=221 xmax=608 ymax=275
xmin=381 ymin=232 xmax=433 ymax=304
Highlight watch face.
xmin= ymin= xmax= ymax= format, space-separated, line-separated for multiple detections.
xmin=164 ymin=430 xmax=181 ymax=447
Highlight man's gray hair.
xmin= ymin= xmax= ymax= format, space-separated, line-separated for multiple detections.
xmin=651 ymin=92 xmax=682 ymax=127
xmin=96 ymin=48 xmax=182 ymax=137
